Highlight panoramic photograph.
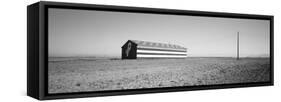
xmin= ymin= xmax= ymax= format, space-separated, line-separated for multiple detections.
xmin=48 ymin=8 xmax=270 ymax=94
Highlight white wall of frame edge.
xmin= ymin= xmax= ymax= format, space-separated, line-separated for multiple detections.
xmin=0 ymin=0 xmax=279 ymax=102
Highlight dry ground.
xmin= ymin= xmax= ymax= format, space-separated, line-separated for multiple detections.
xmin=48 ymin=57 xmax=270 ymax=94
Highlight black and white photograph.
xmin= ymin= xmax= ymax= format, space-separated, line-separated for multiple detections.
xmin=48 ymin=8 xmax=271 ymax=94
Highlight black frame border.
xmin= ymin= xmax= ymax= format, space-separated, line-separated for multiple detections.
xmin=31 ymin=1 xmax=274 ymax=100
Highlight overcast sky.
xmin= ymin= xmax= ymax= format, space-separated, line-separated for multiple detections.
xmin=49 ymin=8 xmax=270 ymax=57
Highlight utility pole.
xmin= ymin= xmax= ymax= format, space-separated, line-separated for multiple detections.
xmin=237 ymin=32 xmax=239 ymax=60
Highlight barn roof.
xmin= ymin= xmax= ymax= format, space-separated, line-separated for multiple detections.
xmin=129 ymin=40 xmax=187 ymax=50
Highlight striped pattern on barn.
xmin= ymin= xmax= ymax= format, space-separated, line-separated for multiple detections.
xmin=121 ymin=40 xmax=187 ymax=59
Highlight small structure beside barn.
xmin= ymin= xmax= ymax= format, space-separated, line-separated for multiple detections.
xmin=121 ymin=40 xmax=187 ymax=59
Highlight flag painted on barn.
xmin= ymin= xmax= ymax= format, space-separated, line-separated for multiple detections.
xmin=121 ymin=40 xmax=187 ymax=59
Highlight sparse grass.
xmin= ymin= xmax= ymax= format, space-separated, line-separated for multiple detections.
xmin=48 ymin=57 xmax=270 ymax=93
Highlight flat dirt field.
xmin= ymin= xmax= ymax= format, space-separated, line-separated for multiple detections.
xmin=48 ymin=57 xmax=270 ymax=94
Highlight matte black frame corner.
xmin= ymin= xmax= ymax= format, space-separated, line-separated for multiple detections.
xmin=27 ymin=1 xmax=274 ymax=100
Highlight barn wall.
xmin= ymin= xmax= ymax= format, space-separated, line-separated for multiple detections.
xmin=122 ymin=41 xmax=137 ymax=59
xmin=136 ymin=46 xmax=187 ymax=58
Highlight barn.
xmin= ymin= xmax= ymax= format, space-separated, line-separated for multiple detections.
xmin=121 ymin=40 xmax=187 ymax=59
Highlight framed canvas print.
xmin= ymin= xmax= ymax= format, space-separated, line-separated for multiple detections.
xmin=27 ymin=1 xmax=274 ymax=100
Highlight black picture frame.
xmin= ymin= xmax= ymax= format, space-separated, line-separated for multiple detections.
xmin=27 ymin=1 xmax=274 ymax=100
